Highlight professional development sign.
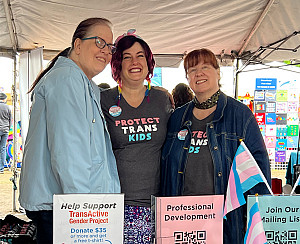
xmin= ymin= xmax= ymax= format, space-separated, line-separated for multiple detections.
xmin=155 ymin=195 xmax=223 ymax=244
xmin=53 ymin=194 xmax=124 ymax=244
xmin=248 ymin=195 xmax=300 ymax=243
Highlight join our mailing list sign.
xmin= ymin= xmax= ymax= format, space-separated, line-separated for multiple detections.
xmin=248 ymin=195 xmax=300 ymax=244
xmin=53 ymin=194 xmax=124 ymax=244
xmin=155 ymin=195 xmax=224 ymax=244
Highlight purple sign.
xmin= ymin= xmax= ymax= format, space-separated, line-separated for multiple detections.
xmin=275 ymin=151 xmax=286 ymax=162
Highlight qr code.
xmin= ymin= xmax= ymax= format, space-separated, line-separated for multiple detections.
xmin=266 ymin=230 xmax=298 ymax=244
xmin=174 ymin=231 xmax=206 ymax=244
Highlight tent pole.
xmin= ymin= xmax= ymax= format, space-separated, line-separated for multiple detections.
xmin=11 ymin=53 xmax=18 ymax=212
xmin=3 ymin=0 xmax=18 ymax=51
xmin=238 ymin=0 xmax=275 ymax=56
xmin=234 ymin=58 xmax=240 ymax=99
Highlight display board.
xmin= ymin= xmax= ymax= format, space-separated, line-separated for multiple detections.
xmin=254 ymin=78 xmax=299 ymax=167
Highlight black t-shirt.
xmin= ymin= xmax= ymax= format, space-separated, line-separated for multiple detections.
xmin=101 ymin=86 xmax=173 ymax=207
xmin=183 ymin=112 xmax=215 ymax=195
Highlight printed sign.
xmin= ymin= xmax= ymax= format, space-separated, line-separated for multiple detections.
xmin=247 ymin=195 xmax=300 ymax=244
xmin=265 ymin=125 xmax=276 ymax=137
xmin=259 ymin=125 xmax=266 ymax=137
xmin=265 ymin=90 xmax=276 ymax=101
xmin=266 ymin=102 xmax=276 ymax=113
xmin=151 ymin=67 xmax=162 ymax=86
xmin=267 ymin=148 xmax=275 ymax=161
xmin=276 ymin=125 xmax=287 ymax=137
xmin=265 ymin=113 xmax=276 ymax=125
xmin=287 ymin=113 xmax=299 ymax=125
xmin=155 ymin=195 xmax=223 ymax=244
xmin=276 ymin=102 xmax=287 ymax=113
xmin=288 ymin=90 xmax=299 ymax=102
xmin=53 ymin=194 xmax=124 ymax=244
xmin=287 ymin=125 xmax=299 ymax=136
xmin=275 ymin=150 xmax=286 ymax=162
xmin=276 ymin=113 xmax=287 ymax=125
xmin=265 ymin=136 xmax=276 ymax=148
xmin=255 ymin=113 xmax=266 ymax=125
xmin=276 ymin=138 xmax=287 ymax=150
xmin=287 ymin=136 xmax=298 ymax=148
xmin=287 ymin=101 xmax=298 ymax=113
xmin=254 ymin=90 xmax=265 ymax=101
xmin=276 ymin=90 xmax=288 ymax=102
xmin=255 ymin=78 xmax=277 ymax=90
xmin=254 ymin=101 xmax=266 ymax=113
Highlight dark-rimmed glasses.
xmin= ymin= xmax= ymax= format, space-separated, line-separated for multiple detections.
xmin=82 ymin=36 xmax=116 ymax=54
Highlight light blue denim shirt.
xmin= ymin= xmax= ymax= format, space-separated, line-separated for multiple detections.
xmin=19 ymin=56 xmax=120 ymax=211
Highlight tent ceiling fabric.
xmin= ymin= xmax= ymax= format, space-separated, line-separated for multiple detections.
xmin=0 ymin=0 xmax=300 ymax=65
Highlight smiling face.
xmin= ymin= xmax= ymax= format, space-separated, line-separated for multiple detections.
xmin=187 ymin=61 xmax=220 ymax=102
xmin=72 ymin=24 xmax=113 ymax=80
xmin=120 ymin=42 xmax=149 ymax=87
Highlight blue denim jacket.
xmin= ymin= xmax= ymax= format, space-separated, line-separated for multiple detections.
xmin=161 ymin=92 xmax=271 ymax=243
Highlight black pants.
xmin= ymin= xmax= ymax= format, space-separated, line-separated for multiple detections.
xmin=26 ymin=210 xmax=53 ymax=244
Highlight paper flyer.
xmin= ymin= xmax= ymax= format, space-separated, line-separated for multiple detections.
xmin=265 ymin=125 xmax=277 ymax=137
xmin=276 ymin=102 xmax=287 ymax=113
xmin=266 ymin=101 xmax=276 ymax=113
xmin=276 ymin=125 xmax=287 ymax=137
xmin=287 ymin=136 xmax=298 ymax=148
xmin=267 ymin=148 xmax=275 ymax=161
xmin=265 ymin=136 xmax=276 ymax=148
xmin=254 ymin=101 xmax=266 ymax=113
xmin=275 ymin=151 xmax=286 ymax=162
xmin=259 ymin=125 xmax=266 ymax=136
xmin=248 ymin=195 xmax=300 ymax=244
xmin=276 ymin=90 xmax=288 ymax=102
xmin=287 ymin=113 xmax=299 ymax=125
xmin=287 ymin=101 xmax=298 ymax=113
xmin=255 ymin=113 xmax=266 ymax=125
xmin=276 ymin=138 xmax=287 ymax=150
xmin=254 ymin=90 xmax=265 ymax=101
xmin=155 ymin=195 xmax=223 ymax=244
xmin=287 ymin=125 xmax=299 ymax=136
xmin=53 ymin=194 xmax=124 ymax=244
xmin=265 ymin=90 xmax=276 ymax=101
xmin=287 ymin=90 xmax=299 ymax=101
xmin=276 ymin=113 xmax=287 ymax=125
xmin=265 ymin=113 xmax=276 ymax=125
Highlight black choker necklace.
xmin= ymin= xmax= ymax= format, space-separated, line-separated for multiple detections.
xmin=193 ymin=90 xmax=221 ymax=109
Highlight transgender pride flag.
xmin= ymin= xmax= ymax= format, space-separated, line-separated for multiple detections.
xmin=223 ymin=141 xmax=272 ymax=217
xmin=244 ymin=201 xmax=267 ymax=244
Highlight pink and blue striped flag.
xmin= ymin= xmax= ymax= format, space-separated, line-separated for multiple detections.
xmin=223 ymin=141 xmax=272 ymax=217
xmin=244 ymin=201 xmax=267 ymax=244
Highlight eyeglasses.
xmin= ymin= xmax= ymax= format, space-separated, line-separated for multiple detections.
xmin=187 ymin=64 xmax=212 ymax=76
xmin=81 ymin=36 xmax=117 ymax=54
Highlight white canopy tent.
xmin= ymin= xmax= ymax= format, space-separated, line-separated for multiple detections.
xmin=1 ymin=0 xmax=300 ymax=211
xmin=1 ymin=0 xmax=300 ymax=65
